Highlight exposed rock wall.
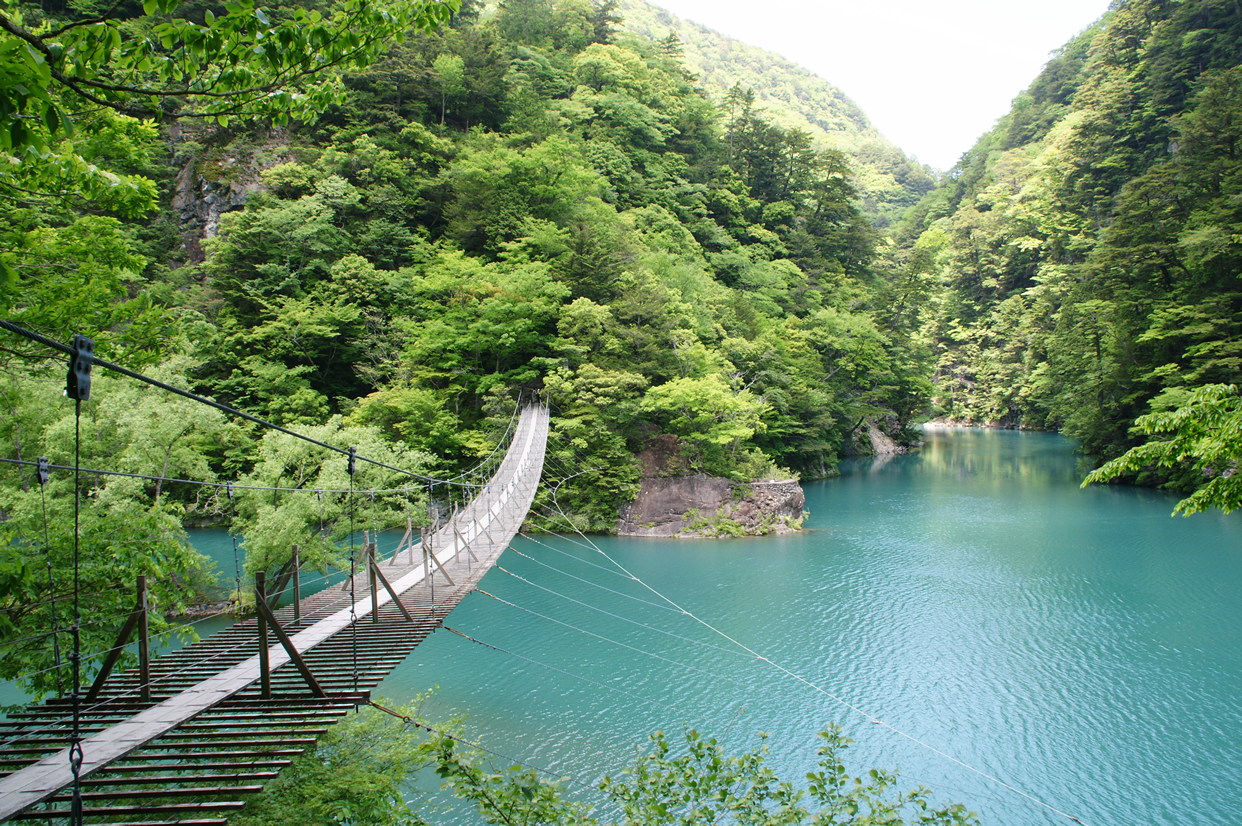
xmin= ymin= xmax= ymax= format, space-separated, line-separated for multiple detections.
xmin=167 ymin=128 xmax=292 ymax=261
xmin=617 ymin=436 xmax=805 ymax=538
xmin=617 ymin=475 xmax=805 ymax=539
xmin=845 ymin=418 xmax=913 ymax=456
xmin=171 ymin=161 xmax=266 ymax=259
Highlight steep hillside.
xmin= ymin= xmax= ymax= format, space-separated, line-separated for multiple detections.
xmin=2 ymin=0 xmax=934 ymax=553
xmin=905 ymin=0 xmax=1242 ymax=482
xmin=618 ymin=0 xmax=935 ymax=227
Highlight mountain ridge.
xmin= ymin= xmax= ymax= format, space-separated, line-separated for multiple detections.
xmin=617 ymin=0 xmax=935 ymax=226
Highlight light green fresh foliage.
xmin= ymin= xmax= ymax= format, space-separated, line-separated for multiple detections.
xmin=616 ymin=0 xmax=936 ymax=227
xmin=231 ymin=420 xmax=436 ymax=585
xmin=0 ymin=368 xmax=221 ymax=699
xmin=1083 ymin=384 xmax=1242 ymax=515
xmin=231 ymin=696 xmax=441 ymax=826
xmin=435 ymin=725 xmax=978 ymax=826
xmin=0 ymin=0 xmax=459 ymax=151
xmin=903 ymin=0 xmax=1242 ymax=508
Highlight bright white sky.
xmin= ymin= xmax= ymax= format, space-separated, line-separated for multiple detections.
xmin=646 ymin=0 xmax=1113 ymax=170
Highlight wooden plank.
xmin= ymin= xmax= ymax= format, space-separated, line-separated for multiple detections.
xmin=81 ymin=772 xmax=280 ymax=785
xmin=48 ymin=785 xmax=264 ymax=801
xmin=9 ymin=801 xmax=248 ymax=818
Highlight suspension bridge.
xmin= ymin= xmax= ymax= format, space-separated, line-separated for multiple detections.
xmin=0 ymin=389 xmax=548 ymax=823
xmin=0 ymin=321 xmax=1094 ymax=826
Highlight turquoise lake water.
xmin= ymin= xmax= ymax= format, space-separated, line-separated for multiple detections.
xmin=6 ymin=427 xmax=1236 ymax=824
xmin=368 ymin=427 xmax=1242 ymax=826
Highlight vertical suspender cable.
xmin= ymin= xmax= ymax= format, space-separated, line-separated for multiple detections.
xmin=36 ymin=458 xmax=63 ymax=698
xmin=348 ymin=447 xmax=358 ymax=699
xmin=69 ymin=398 xmax=83 ymax=826
xmin=370 ymin=489 xmax=378 ymax=546
xmin=316 ymin=488 xmax=324 ymax=542
xmin=228 ymin=482 xmax=240 ymax=609
xmin=66 ymin=333 xmax=92 ymax=826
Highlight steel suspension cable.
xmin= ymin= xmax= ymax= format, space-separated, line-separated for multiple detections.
xmin=494 ymin=566 xmax=750 ymax=658
xmin=475 ymin=590 xmax=743 ymax=688
xmin=348 ymin=448 xmax=358 ymax=700
xmin=68 ymin=397 xmax=83 ymax=826
xmin=0 ymin=319 xmax=489 ymax=489
xmin=442 ymin=625 xmax=693 ymax=718
xmin=227 ymin=482 xmax=241 ymax=609
xmin=504 ymin=545 xmax=681 ymax=612
xmin=365 ymin=700 xmax=602 ymax=793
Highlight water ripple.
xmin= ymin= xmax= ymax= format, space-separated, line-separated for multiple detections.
xmin=377 ymin=429 xmax=1242 ymax=826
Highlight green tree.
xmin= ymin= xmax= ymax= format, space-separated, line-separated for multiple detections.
xmin=1083 ymin=384 xmax=1242 ymax=515
xmin=232 ymin=697 xmax=440 ymax=826
xmin=436 ymin=725 xmax=978 ymax=826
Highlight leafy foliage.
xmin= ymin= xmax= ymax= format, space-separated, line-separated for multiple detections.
xmin=231 ymin=697 xmax=439 ymax=826
xmin=435 ymin=724 xmax=978 ymax=826
xmin=903 ymin=0 xmax=1242 ymax=508
xmin=1083 ymin=384 xmax=1242 ymax=515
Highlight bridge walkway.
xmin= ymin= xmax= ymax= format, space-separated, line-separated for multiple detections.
xmin=0 ymin=404 xmax=549 ymax=824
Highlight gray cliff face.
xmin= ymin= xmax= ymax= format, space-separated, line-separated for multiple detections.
xmin=171 ymin=160 xmax=265 ymax=259
xmin=617 ymin=477 xmax=805 ymax=538
xmin=167 ymin=128 xmax=291 ymax=261
xmin=616 ymin=437 xmax=805 ymax=538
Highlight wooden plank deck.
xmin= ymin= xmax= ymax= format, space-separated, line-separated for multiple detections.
xmin=0 ymin=405 xmax=548 ymax=824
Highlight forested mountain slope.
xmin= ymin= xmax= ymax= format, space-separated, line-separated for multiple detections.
xmin=1 ymin=0 xmax=933 ymax=596
xmin=619 ymin=0 xmax=936 ymax=226
xmin=905 ymin=0 xmax=1242 ymax=484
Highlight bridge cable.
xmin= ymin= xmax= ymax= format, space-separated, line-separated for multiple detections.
xmin=513 ymin=522 xmax=633 ymax=575
xmin=0 ymin=455 xmax=447 ymax=496
xmin=541 ymin=488 xmax=1093 ymax=826
xmin=227 ymin=483 xmax=241 ymax=610
xmin=348 ymin=447 xmax=359 ymax=701
xmin=0 ymin=319 xmax=485 ymax=489
xmin=0 ymin=570 xmax=361 ymax=751
xmin=505 ymin=544 xmax=680 ymax=612
xmin=35 ymin=457 xmax=64 ymax=698
xmin=370 ymin=490 xmax=378 ymax=543
xmin=365 ymin=700 xmax=601 ymax=793
xmin=442 ymin=625 xmax=693 ymax=718
xmin=67 ymin=351 xmax=86 ymax=826
xmin=494 ymin=566 xmax=750 ymax=659
xmin=475 ymin=589 xmax=743 ymax=688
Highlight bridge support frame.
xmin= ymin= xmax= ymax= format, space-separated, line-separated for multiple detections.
xmin=366 ymin=544 xmax=415 ymax=623
xmin=86 ymin=576 xmax=149 ymax=703
xmin=255 ymin=571 xmax=325 ymax=698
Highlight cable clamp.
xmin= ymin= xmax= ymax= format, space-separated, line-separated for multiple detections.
xmin=65 ymin=334 xmax=94 ymax=401
xmin=35 ymin=457 xmax=49 ymax=486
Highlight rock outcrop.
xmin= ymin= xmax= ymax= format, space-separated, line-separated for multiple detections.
xmin=616 ymin=437 xmax=805 ymax=538
xmin=845 ymin=418 xmax=913 ymax=456
xmin=167 ymin=128 xmax=293 ymax=261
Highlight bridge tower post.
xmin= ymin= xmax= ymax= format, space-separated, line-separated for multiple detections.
xmin=137 ymin=576 xmax=149 ymax=702
xmin=255 ymin=571 xmax=270 ymax=700
xmin=291 ymin=545 xmax=301 ymax=623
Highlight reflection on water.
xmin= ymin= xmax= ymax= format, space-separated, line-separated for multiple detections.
xmin=377 ymin=428 xmax=1242 ymax=826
